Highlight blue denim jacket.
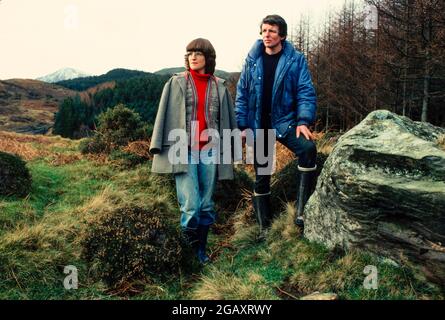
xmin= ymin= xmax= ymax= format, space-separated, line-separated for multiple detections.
xmin=235 ymin=40 xmax=317 ymax=138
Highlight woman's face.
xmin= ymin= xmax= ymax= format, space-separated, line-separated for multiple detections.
xmin=187 ymin=51 xmax=206 ymax=74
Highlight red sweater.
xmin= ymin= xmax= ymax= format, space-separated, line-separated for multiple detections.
xmin=190 ymin=69 xmax=211 ymax=150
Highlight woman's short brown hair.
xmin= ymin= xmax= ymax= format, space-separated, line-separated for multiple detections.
xmin=184 ymin=38 xmax=216 ymax=75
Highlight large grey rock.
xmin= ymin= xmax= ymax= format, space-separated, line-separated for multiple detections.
xmin=304 ymin=110 xmax=445 ymax=286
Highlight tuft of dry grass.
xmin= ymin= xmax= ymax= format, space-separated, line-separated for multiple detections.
xmin=0 ymin=130 xmax=78 ymax=161
xmin=1 ymin=214 xmax=79 ymax=254
xmin=84 ymin=153 xmax=111 ymax=164
xmin=0 ymin=133 xmax=49 ymax=160
xmin=314 ymin=131 xmax=339 ymax=155
xmin=231 ymin=222 xmax=259 ymax=246
xmin=122 ymin=140 xmax=152 ymax=159
xmin=0 ymin=131 xmax=54 ymax=145
xmin=247 ymin=271 xmax=265 ymax=284
xmin=49 ymin=153 xmax=83 ymax=166
xmin=75 ymin=186 xmax=126 ymax=223
xmin=36 ymin=137 xmax=154 ymax=167
xmin=268 ymin=202 xmax=302 ymax=242
xmin=191 ymin=267 xmax=269 ymax=300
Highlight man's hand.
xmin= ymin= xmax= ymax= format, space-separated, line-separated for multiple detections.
xmin=296 ymin=125 xmax=315 ymax=141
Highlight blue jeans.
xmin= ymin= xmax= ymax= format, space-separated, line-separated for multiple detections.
xmin=175 ymin=148 xmax=217 ymax=230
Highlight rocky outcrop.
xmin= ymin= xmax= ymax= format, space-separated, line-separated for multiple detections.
xmin=304 ymin=110 xmax=445 ymax=286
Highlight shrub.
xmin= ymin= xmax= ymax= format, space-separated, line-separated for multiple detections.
xmin=79 ymin=137 xmax=108 ymax=155
xmin=0 ymin=151 xmax=32 ymax=197
xmin=79 ymin=104 xmax=149 ymax=156
xmin=97 ymin=104 xmax=148 ymax=149
xmin=81 ymin=204 xmax=185 ymax=287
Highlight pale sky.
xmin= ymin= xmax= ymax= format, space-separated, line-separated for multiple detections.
xmin=0 ymin=0 xmax=347 ymax=80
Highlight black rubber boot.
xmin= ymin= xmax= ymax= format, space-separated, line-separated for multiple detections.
xmin=183 ymin=228 xmax=199 ymax=252
xmin=295 ymin=166 xmax=317 ymax=229
xmin=197 ymin=225 xmax=210 ymax=264
xmin=252 ymin=192 xmax=272 ymax=233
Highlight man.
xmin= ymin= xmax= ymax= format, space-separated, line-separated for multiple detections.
xmin=235 ymin=14 xmax=317 ymax=232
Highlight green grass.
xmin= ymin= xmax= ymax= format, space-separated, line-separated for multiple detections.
xmin=189 ymin=206 xmax=444 ymax=300
xmin=0 ymin=154 xmax=118 ymax=299
xmin=0 ymin=159 xmax=112 ymax=235
xmin=0 ymin=135 xmax=443 ymax=300
xmin=0 ymin=141 xmax=184 ymax=299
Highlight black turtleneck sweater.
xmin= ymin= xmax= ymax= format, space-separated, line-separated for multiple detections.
xmin=261 ymin=49 xmax=283 ymax=129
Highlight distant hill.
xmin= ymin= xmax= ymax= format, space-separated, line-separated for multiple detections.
xmin=56 ymin=67 xmax=236 ymax=92
xmin=155 ymin=67 xmax=234 ymax=81
xmin=0 ymin=79 xmax=78 ymax=134
xmin=0 ymin=67 xmax=239 ymax=136
xmin=154 ymin=67 xmax=186 ymax=76
xmin=0 ymin=79 xmax=116 ymax=135
xmin=55 ymin=68 xmax=151 ymax=91
xmin=37 ymin=68 xmax=92 ymax=83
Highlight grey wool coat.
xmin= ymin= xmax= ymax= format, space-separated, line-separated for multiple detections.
xmin=149 ymin=72 xmax=239 ymax=180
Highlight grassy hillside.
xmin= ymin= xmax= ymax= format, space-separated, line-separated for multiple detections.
xmin=0 ymin=131 xmax=442 ymax=300
xmin=0 ymin=79 xmax=116 ymax=135
xmin=0 ymin=79 xmax=78 ymax=134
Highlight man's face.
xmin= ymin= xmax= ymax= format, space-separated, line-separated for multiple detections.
xmin=187 ymin=51 xmax=206 ymax=74
xmin=261 ymin=23 xmax=285 ymax=50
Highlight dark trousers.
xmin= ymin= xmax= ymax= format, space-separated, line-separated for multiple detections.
xmin=254 ymin=127 xmax=317 ymax=194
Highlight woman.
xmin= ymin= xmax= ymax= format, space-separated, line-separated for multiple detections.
xmin=149 ymin=38 xmax=238 ymax=264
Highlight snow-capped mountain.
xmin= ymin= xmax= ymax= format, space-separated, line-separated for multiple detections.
xmin=36 ymin=68 xmax=92 ymax=83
